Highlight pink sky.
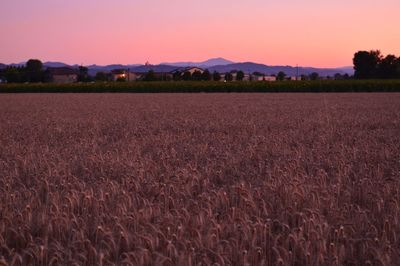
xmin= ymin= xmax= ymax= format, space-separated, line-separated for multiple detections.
xmin=1 ymin=0 xmax=399 ymax=67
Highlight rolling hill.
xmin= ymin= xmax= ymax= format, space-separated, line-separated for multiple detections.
xmin=208 ymin=62 xmax=353 ymax=76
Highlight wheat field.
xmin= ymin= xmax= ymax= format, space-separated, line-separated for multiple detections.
xmin=0 ymin=93 xmax=399 ymax=265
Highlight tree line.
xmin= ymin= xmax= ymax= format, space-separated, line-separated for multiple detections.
xmin=140 ymin=69 xmax=246 ymax=82
xmin=0 ymin=59 xmax=91 ymax=83
xmin=2 ymin=51 xmax=400 ymax=84
xmin=1 ymin=59 xmax=351 ymax=84
xmin=353 ymin=50 xmax=400 ymax=79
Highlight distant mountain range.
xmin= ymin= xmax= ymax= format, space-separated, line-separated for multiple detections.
xmin=161 ymin=57 xmax=235 ymax=68
xmin=0 ymin=58 xmax=354 ymax=76
xmin=208 ymin=62 xmax=353 ymax=77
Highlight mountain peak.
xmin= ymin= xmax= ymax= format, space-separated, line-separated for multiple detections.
xmin=201 ymin=58 xmax=234 ymax=66
xmin=161 ymin=58 xmax=235 ymax=68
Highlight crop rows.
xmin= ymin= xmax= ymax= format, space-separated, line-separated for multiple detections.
xmin=0 ymin=93 xmax=399 ymax=265
xmin=1 ymin=80 xmax=400 ymax=93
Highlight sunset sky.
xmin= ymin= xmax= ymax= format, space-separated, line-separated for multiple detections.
xmin=1 ymin=0 xmax=399 ymax=67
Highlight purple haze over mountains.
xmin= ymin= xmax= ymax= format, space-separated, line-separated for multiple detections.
xmin=1 ymin=58 xmax=354 ymax=76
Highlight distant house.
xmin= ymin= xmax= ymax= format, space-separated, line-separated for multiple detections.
xmin=243 ymin=74 xmax=253 ymax=81
xmin=181 ymin=67 xmax=204 ymax=74
xmin=226 ymin=73 xmax=276 ymax=82
xmin=172 ymin=67 xmax=204 ymax=75
xmin=252 ymin=75 xmax=265 ymax=81
xmin=47 ymin=67 xmax=78 ymax=83
xmin=143 ymin=71 xmax=174 ymax=81
xmin=111 ymin=69 xmax=139 ymax=81
xmin=264 ymin=76 xmax=277 ymax=81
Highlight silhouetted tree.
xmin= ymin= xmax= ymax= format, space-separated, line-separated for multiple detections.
xmin=253 ymin=71 xmax=263 ymax=76
xmin=201 ymin=69 xmax=211 ymax=81
xmin=213 ymin=71 xmax=221 ymax=81
xmin=95 ymin=72 xmax=109 ymax=81
xmin=26 ymin=59 xmax=42 ymax=72
xmin=78 ymin=66 xmax=90 ymax=82
xmin=353 ymin=50 xmax=382 ymax=79
xmin=397 ymin=62 xmax=400 ymax=79
xmin=192 ymin=70 xmax=202 ymax=81
xmin=173 ymin=71 xmax=182 ymax=81
xmin=4 ymin=67 xmax=22 ymax=83
xmin=236 ymin=71 xmax=244 ymax=81
xmin=378 ymin=54 xmax=399 ymax=79
xmin=143 ymin=70 xmax=157 ymax=81
xmin=26 ymin=59 xmax=43 ymax=82
xmin=225 ymin=73 xmax=233 ymax=81
xmin=309 ymin=72 xmax=319 ymax=81
xmin=353 ymin=50 xmax=400 ymax=79
xmin=182 ymin=71 xmax=192 ymax=81
xmin=277 ymin=71 xmax=286 ymax=81
xmin=160 ymin=73 xmax=171 ymax=81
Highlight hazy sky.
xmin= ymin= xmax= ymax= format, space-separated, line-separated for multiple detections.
xmin=1 ymin=0 xmax=399 ymax=67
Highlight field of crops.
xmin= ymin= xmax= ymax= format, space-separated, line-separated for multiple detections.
xmin=1 ymin=80 xmax=400 ymax=93
xmin=0 ymin=93 xmax=399 ymax=265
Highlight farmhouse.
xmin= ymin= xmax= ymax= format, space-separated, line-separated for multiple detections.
xmin=172 ymin=67 xmax=204 ymax=75
xmin=47 ymin=67 xmax=78 ymax=83
xmin=180 ymin=67 xmax=204 ymax=74
xmin=264 ymin=76 xmax=277 ymax=81
xmin=252 ymin=75 xmax=265 ymax=81
xmin=242 ymin=74 xmax=251 ymax=81
xmin=111 ymin=69 xmax=139 ymax=81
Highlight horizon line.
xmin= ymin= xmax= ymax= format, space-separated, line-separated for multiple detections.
xmin=1 ymin=58 xmax=353 ymax=69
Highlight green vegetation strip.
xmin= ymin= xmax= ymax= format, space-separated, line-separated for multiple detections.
xmin=2 ymin=80 xmax=400 ymax=93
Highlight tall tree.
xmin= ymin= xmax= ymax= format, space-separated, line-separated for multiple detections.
xmin=26 ymin=59 xmax=43 ymax=72
xmin=353 ymin=50 xmax=382 ymax=79
xmin=78 ymin=66 xmax=89 ymax=82
xmin=192 ymin=70 xmax=202 ymax=81
xmin=173 ymin=71 xmax=182 ymax=81
xmin=309 ymin=72 xmax=319 ymax=81
xmin=95 ymin=72 xmax=109 ymax=81
xmin=397 ymin=58 xmax=400 ymax=78
xmin=26 ymin=59 xmax=43 ymax=82
xmin=143 ymin=70 xmax=157 ymax=81
xmin=236 ymin=71 xmax=244 ymax=81
xmin=201 ymin=69 xmax=211 ymax=81
xmin=213 ymin=71 xmax=221 ymax=81
xmin=182 ymin=71 xmax=192 ymax=81
xmin=225 ymin=73 xmax=233 ymax=81
xmin=277 ymin=71 xmax=286 ymax=81
xmin=378 ymin=54 xmax=398 ymax=79
xmin=4 ymin=67 xmax=22 ymax=83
